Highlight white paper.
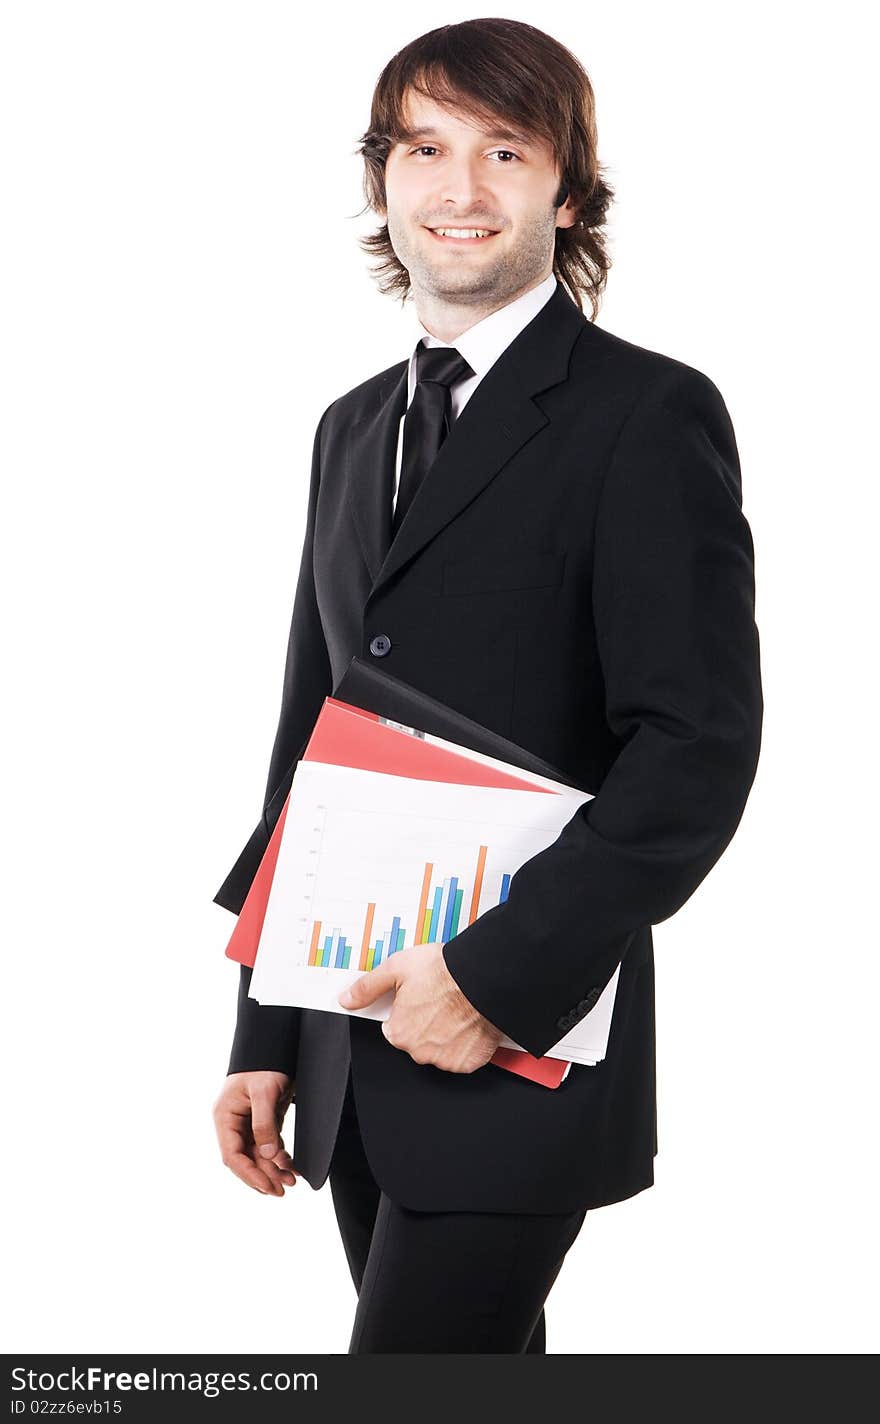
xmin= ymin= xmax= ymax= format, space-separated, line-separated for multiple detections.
xmin=249 ymin=758 xmax=619 ymax=1065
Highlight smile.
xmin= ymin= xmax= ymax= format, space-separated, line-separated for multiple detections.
xmin=425 ymin=226 xmax=500 ymax=243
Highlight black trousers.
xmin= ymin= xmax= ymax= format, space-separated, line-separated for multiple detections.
xmin=327 ymin=1068 xmax=588 ymax=1353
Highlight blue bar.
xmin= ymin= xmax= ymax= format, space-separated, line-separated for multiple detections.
xmin=388 ymin=915 xmax=400 ymax=956
xmin=442 ymin=877 xmax=459 ymax=941
xmin=395 ymin=925 xmax=406 ymax=952
xmin=437 ymin=878 xmax=451 ymax=943
xmin=428 ymin=885 xmax=444 ymax=941
xmin=323 ymin=929 xmax=339 ymax=969
xmin=335 ymin=936 xmax=348 ymax=969
xmin=499 ymin=874 xmax=510 ymax=904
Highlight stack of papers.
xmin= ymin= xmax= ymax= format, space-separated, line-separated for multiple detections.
xmin=224 ymin=696 xmax=620 ymax=1088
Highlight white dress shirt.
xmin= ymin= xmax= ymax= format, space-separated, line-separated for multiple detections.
xmin=392 ymin=271 xmax=558 ymax=517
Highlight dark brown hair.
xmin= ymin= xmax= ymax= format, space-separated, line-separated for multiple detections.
xmin=355 ymin=18 xmax=615 ymax=319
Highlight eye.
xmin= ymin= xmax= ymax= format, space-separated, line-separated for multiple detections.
xmin=406 ymin=146 xmax=522 ymax=162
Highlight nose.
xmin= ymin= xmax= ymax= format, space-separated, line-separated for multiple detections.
xmin=436 ymin=152 xmax=491 ymax=211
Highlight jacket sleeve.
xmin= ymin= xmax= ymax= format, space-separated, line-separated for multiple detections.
xmin=441 ymin=365 xmax=764 ymax=1057
xmin=219 ymin=402 xmax=335 ymax=1076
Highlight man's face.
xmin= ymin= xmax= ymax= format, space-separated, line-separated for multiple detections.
xmin=382 ymin=91 xmax=575 ymax=306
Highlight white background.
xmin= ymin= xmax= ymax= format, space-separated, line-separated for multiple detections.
xmin=2 ymin=0 xmax=876 ymax=1355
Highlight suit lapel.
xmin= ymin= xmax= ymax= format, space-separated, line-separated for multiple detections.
xmin=345 ymin=281 xmax=589 ymax=599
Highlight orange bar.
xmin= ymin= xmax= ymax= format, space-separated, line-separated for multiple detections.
xmin=468 ymin=845 xmax=488 ymax=924
xmin=359 ymin=902 xmax=376 ymax=970
xmin=308 ymin=920 xmax=323 ymax=967
xmin=415 ymin=863 xmax=433 ymax=944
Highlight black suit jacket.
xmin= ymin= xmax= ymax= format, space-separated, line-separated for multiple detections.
xmin=214 ymin=280 xmax=763 ymax=1213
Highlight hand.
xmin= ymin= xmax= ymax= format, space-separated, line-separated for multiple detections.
xmin=213 ymin=1071 xmax=298 ymax=1197
xmin=337 ymin=943 xmax=503 ymax=1074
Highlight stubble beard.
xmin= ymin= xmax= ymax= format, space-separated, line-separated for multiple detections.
xmin=387 ymin=207 xmax=558 ymax=308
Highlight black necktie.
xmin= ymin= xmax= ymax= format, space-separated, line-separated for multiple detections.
xmin=392 ymin=340 xmax=475 ymax=537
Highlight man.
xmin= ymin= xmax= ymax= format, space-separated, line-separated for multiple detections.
xmin=212 ymin=19 xmax=763 ymax=1354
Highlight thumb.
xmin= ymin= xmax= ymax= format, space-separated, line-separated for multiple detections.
xmin=250 ymin=1087 xmax=283 ymax=1160
xmin=338 ymin=964 xmax=396 ymax=1010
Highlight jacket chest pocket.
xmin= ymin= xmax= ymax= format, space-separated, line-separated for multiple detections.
xmin=440 ymin=550 xmax=566 ymax=597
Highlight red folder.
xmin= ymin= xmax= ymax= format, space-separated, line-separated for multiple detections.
xmin=224 ymin=697 xmax=571 ymax=1088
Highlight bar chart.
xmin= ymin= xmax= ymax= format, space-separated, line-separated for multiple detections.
xmin=245 ymin=758 xmax=620 ymax=1064
xmin=249 ymin=759 xmax=589 ymax=1017
xmin=305 ymin=841 xmax=513 ymax=970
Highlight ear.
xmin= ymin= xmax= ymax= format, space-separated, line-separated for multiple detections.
xmin=554 ymin=178 xmax=578 ymax=231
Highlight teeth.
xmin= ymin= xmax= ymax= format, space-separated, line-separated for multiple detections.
xmin=432 ymin=228 xmax=495 ymax=239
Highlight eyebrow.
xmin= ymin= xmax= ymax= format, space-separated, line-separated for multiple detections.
xmin=397 ymin=125 xmax=534 ymax=148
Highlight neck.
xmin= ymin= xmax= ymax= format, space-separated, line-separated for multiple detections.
xmin=412 ymin=268 xmax=553 ymax=343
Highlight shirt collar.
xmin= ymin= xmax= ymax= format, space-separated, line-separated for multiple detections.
xmin=406 ymin=272 xmax=558 ymax=401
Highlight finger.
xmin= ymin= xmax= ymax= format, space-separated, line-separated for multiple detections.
xmin=216 ymin=1118 xmax=279 ymax=1195
xmin=338 ymin=965 xmax=396 ymax=1009
xmin=262 ymin=1144 xmax=295 ymax=1178
xmin=257 ymin=1153 xmax=298 ymax=1194
xmin=226 ymin=1148 xmax=283 ymax=1194
xmin=244 ymin=1139 xmax=291 ymax=1196
xmin=267 ymin=1147 xmax=298 ymax=1186
xmin=250 ymin=1089 xmax=285 ymax=1161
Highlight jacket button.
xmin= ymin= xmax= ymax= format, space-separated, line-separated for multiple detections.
xmin=369 ymin=634 xmax=392 ymax=657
